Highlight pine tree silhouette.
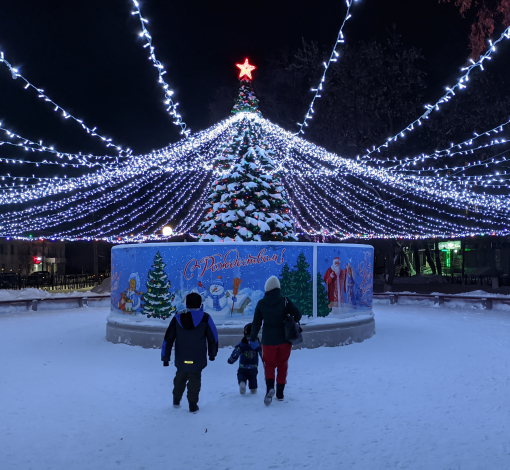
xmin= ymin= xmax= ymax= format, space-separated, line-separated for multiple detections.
xmin=290 ymin=252 xmax=313 ymax=317
xmin=316 ymin=273 xmax=332 ymax=317
xmin=279 ymin=262 xmax=295 ymax=298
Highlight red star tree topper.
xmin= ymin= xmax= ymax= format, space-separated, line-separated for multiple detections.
xmin=236 ymin=58 xmax=256 ymax=80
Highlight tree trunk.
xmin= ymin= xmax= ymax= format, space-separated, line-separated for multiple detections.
xmin=93 ymin=241 xmax=98 ymax=284
xmin=384 ymin=240 xmax=396 ymax=289
xmin=400 ymin=242 xmax=416 ymax=276
xmin=488 ymin=242 xmax=499 ymax=289
xmin=461 ymin=239 xmax=466 ymax=284
xmin=423 ymin=240 xmax=436 ymax=274
xmin=435 ymin=241 xmax=442 ymax=276
xmin=413 ymin=243 xmax=421 ymax=276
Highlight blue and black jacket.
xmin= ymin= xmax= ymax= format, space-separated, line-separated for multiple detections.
xmin=227 ymin=337 xmax=262 ymax=370
xmin=161 ymin=307 xmax=218 ymax=372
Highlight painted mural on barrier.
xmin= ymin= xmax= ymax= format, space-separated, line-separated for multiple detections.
xmin=111 ymin=244 xmax=314 ymax=322
xmin=111 ymin=243 xmax=373 ymax=323
xmin=317 ymin=245 xmax=373 ymax=317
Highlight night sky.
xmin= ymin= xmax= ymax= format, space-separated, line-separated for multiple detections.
xmin=0 ymin=0 xmax=487 ymax=159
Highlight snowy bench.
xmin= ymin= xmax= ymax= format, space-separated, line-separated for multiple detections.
xmin=374 ymin=292 xmax=510 ymax=310
xmin=0 ymin=294 xmax=110 ymax=313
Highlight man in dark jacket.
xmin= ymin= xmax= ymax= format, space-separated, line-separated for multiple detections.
xmin=161 ymin=292 xmax=218 ymax=413
xmin=249 ymin=276 xmax=301 ymax=406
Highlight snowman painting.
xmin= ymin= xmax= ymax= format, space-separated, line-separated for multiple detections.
xmin=204 ymin=276 xmax=229 ymax=312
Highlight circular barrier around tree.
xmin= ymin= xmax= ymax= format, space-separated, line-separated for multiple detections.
xmin=107 ymin=242 xmax=375 ymax=348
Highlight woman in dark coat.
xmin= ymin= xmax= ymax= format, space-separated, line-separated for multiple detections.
xmin=249 ymin=275 xmax=302 ymax=406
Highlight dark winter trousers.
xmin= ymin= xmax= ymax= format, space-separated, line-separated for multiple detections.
xmin=173 ymin=370 xmax=202 ymax=405
xmin=237 ymin=369 xmax=258 ymax=390
xmin=262 ymin=343 xmax=292 ymax=384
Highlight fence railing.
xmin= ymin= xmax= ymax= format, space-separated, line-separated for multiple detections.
xmin=0 ymin=273 xmax=105 ymax=290
xmin=442 ymin=273 xmax=493 ymax=285
xmin=374 ymin=292 xmax=510 ymax=310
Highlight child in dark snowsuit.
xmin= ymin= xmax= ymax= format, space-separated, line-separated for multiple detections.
xmin=227 ymin=323 xmax=263 ymax=395
xmin=161 ymin=292 xmax=218 ymax=413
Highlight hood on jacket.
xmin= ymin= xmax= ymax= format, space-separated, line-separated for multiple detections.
xmin=263 ymin=288 xmax=283 ymax=306
xmin=176 ymin=308 xmax=205 ymax=329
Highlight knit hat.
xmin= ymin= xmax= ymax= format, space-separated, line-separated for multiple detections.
xmin=244 ymin=323 xmax=252 ymax=337
xmin=186 ymin=292 xmax=202 ymax=309
xmin=264 ymin=275 xmax=280 ymax=292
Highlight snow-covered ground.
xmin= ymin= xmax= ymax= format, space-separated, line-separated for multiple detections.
xmin=1 ymin=304 xmax=509 ymax=470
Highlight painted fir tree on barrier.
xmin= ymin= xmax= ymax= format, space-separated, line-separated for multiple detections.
xmin=280 ymin=263 xmax=295 ymax=298
xmin=198 ymin=60 xmax=296 ymax=242
xmin=316 ymin=272 xmax=332 ymax=317
xmin=141 ymin=251 xmax=176 ymax=319
xmin=279 ymin=252 xmax=331 ymax=317
xmin=292 ymin=252 xmax=314 ymax=316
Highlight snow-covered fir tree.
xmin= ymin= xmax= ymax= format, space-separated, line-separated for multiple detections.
xmin=141 ymin=251 xmax=176 ymax=319
xmin=198 ymin=73 xmax=297 ymax=242
xmin=231 ymin=80 xmax=261 ymax=115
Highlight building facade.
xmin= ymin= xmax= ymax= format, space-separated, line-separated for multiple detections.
xmin=0 ymin=239 xmax=66 ymax=275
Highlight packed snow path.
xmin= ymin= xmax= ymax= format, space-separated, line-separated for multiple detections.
xmin=1 ymin=304 xmax=510 ymax=470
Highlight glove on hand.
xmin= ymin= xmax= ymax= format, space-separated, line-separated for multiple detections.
xmin=227 ymin=358 xmax=234 ymax=364
xmin=249 ymin=340 xmax=259 ymax=350
xmin=209 ymin=356 xmax=215 ymax=362
xmin=163 ymin=360 xmax=169 ymax=367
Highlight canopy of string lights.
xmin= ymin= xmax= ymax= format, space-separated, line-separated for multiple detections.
xmin=0 ymin=0 xmax=508 ymax=244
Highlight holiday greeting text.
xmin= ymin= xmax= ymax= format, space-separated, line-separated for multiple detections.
xmin=184 ymin=248 xmax=286 ymax=280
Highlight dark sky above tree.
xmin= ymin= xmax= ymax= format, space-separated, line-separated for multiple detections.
xmin=0 ymin=0 xmax=508 ymax=160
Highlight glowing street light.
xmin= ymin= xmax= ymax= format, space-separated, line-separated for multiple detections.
xmin=162 ymin=226 xmax=173 ymax=237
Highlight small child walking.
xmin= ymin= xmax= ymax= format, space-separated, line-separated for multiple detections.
xmin=227 ymin=323 xmax=263 ymax=395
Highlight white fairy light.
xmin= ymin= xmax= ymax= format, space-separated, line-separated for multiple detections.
xmin=130 ymin=0 xmax=190 ymax=137
xmin=0 ymin=52 xmax=130 ymax=155
xmin=0 ymin=112 xmax=507 ymax=242
xmin=360 ymin=26 xmax=510 ymax=160
xmin=369 ymin=118 xmax=510 ymax=173
xmin=0 ymin=6 xmax=508 ymax=242
xmin=296 ymin=0 xmax=358 ymax=136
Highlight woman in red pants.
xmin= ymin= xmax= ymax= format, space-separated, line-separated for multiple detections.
xmin=249 ymin=275 xmax=302 ymax=405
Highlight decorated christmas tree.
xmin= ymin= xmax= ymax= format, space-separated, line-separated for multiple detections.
xmin=197 ymin=59 xmax=297 ymax=242
xmin=290 ymin=252 xmax=313 ymax=317
xmin=141 ymin=251 xmax=176 ymax=319
xmin=316 ymin=273 xmax=332 ymax=317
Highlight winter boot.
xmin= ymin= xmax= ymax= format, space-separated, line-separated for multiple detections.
xmin=189 ymin=403 xmax=199 ymax=414
xmin=250 ymin=389 xmax=257 ymax=394
xmin=264 ymin=379 xmax=275 ymax=406
xmin=239 ymin=381 xmax=247 ymax=395
xmin=276 ymin=383 xmax=285 ymax=401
